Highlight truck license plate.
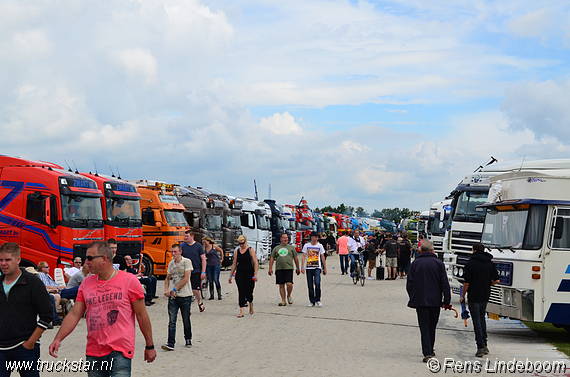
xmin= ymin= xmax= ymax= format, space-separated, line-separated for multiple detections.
xmin=488 ymin=313 xmax=499 ymax=321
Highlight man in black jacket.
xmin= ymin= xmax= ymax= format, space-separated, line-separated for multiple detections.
xmin=460 ymin=242 xmax=499 ymax=357
xmin=406 ymin=240 xmax=451 ymax=362
xmin=0 ymin=242 xmax=53 ymax=376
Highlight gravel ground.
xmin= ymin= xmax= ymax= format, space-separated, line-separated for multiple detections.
xmin=38 ymin=256 xmax=570 ymax=376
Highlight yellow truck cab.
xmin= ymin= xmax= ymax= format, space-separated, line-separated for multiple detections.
xmin=125 ymin=180 xmax=190 ymax=276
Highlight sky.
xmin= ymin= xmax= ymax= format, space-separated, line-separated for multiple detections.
xmin=1 ymin=0 xmax=570 ymax=214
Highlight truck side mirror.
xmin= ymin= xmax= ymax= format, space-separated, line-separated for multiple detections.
xmin=153 ymin=210 xmax=162 ymax=228
xmin=554 ymin=217 xmax=564 ymax=240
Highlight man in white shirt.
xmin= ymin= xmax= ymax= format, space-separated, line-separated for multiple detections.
xmin=64 ymin=257 xmax=83 ymax=281
xmin=348 ymin=230 xmax=365 ymax=278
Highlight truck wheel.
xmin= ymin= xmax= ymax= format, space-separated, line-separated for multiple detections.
xmin=141 ymin=255 xmax=154 ymax=277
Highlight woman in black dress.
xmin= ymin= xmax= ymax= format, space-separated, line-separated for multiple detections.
xmin=228 ymin=235 xmax=259 ymax=317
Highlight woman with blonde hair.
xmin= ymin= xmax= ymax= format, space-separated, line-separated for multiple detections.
xmin=228 ymin=235 xmax=258 ymax=317
xmin=203 ymin=237 xmax=224 ymax=300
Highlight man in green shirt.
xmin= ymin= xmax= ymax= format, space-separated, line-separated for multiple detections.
xmin=268 ymin=233 xmax=300 ymax=306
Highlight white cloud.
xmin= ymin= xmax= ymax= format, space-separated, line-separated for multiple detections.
xmin=500 ymin=80 xmax=570 ymax=141
xmin=113 ymin=48 xmax=158 ymax=86
xmin=11 ymin=29 xmax=51 ymax=58
xmin=386 ymin=109 xmax=408 ymax=114
xmin=259 ymin=112 xmax=303 ymax=135
xmin=508 ymin=9 xmax=553 ymax=38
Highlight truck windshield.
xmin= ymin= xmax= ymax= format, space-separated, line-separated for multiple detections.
xmin=227 ymin=215 xmax=241 ymax=229
xmin=408 ymin=222 xmax=418 ymax=231
xmin=481 ymin=205 xmax=546 ymax=250
xmin=428 ymin=213 xmax=450 ymax=236
xmin=61 ymin=195 xmax=103 ymax=227
xmin=164 ymin=210 xmax=188 ymax=227
xmin=205 ymin=215 xmax=222 ymax=230
xmin=105 ymin=198 xmax=142 ymax=226
xmin=255 ymin=214 xmax=269 ymax=230
xmin=453 ymin=191 xmax=488 ymax=223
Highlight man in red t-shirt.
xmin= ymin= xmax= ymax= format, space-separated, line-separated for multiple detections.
xmin=49 ymin=241 xmax=156 ymax=376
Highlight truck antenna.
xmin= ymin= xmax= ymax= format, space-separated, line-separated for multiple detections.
xmin=64 ymin=159 xmax=73 ymax=172
xmin=518 ymin=155 xmax=526 ymax=172
xmin=116 ymin=166 xmax=121 ymax=179
xmin=298 ymin=196 xmax=304 ymax=207
xmin=93 ymin=162 xmax=99 ymax=176
xmin=72 ymin=160 xmax=79 ymax=174
xmin=109 ymin=165 xmax=116 ymax=177
xmin=254 ymin=180 xmax=258 ymax=201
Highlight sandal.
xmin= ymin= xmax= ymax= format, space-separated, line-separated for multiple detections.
xmin=278 ymin=302 xmax=287 ymax=306
xmin=237 ymin=314 xmax=244 ymax=318
xmin=249 ymin=303 xmax=254 ymax=315
xmin=199 ymin=303 xmax=205 ymax=312
xmin=287 ymin=297 xmax=293 ymax=305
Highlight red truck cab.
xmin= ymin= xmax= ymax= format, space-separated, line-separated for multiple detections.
xmin=81 ymin=173 xmax=143 ymax=270
xmin=0 ymin=156 xmax=104 ymax=270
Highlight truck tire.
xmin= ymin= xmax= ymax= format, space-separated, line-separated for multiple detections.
xmin=141 ymin=254 xmax=154 ymax=277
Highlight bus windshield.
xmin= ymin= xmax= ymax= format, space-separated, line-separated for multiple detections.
xmin=105 ymin=198 xmax=142 ymax=227
xmin=453 ymin=191 xmax=488 ymax=223
xmin=164 ymin=210 xmax=188 ymax=227
xmin=61 ymin=195 xmax=103 ymax=228
xmin=481 ymin=205 xmax=547 ymax=250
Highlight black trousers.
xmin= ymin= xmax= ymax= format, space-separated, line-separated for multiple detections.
xmin=416 ymin=306 xmax=441 ymax=357
xmin=235 ymin=273 xmax=255 ymax=307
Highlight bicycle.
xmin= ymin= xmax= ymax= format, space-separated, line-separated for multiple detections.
xmin=352 ymin=251 xmax=365 ymax=286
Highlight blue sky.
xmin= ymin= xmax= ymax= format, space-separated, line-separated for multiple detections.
xmin=1 ymin=0 xmax=570 ymax=214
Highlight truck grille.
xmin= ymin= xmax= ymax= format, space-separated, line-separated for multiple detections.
xmin=489 ymin=285 xmax=502 ymax=305
xmin=451 ymin=230 xmax=482 ymax=253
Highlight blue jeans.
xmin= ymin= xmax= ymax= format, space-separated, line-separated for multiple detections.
xmin=60 ymin=286 xmax=79 ymax=300
xmin=349 ymin=253 xmax=363 ymax=274
xmin=167 ymin=295 xmax=192 ymax=346
xmin=86 ymin=351 xmax=131 ymax=377
xmin=416 ymin=306 xmax=440 ymax=357
xmin=0 ymin=343 xmax=40 ymax=377
xmin=206 ymin=265 xmax=221 ymax=298
xmin=139 ymin=276 xmax=157 ymax=301
xmin=49 ymin=294 xmax=60 ymax=322
xmin=306 ymin=268 xmax=321 ymax=304
xmin=468 ymin=301 xmax=488 ymax=348
xmin=339 ymin=255 xmax=349 ymax=273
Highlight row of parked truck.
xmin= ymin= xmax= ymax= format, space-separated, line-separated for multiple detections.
xmin=418 ymin=158 xmax=570 ymax=331
xmin=0 ymin=155 xmax=398 ymax=285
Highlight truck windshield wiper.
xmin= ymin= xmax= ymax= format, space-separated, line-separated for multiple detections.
xmin=485 ymin=243 xmax=504 ymax=253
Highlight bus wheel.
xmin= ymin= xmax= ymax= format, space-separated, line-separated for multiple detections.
xmin=141 ymin=255 xmax=154 ymax=277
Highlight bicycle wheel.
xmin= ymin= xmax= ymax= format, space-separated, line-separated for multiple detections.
xmin=359 ymin=265 xmax=365 ymax=286
xmin=200 ymin=276 xmax=208 ymax=299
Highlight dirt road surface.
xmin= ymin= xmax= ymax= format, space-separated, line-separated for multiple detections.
xmin=39 ymin=257 xmax=569 ymax=376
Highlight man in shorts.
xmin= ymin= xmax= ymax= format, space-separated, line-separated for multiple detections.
xmin=383 ymin=232 xmax=399 ymax=280
xmin=181 ymin=230 xmax=206 ymax=313
xmin=268 ymin=233 xmax=300 ymax=306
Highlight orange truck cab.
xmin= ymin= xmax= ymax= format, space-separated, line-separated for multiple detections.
xmin=81 ymin=173 xmax=143 ymax=270
xmin=0 ymin=156 xmax=104 ymax=270
xmin=125 ymin=180 xmax=189 ymax=277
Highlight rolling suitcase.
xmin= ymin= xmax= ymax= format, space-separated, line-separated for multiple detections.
xmin=376 ymin=266 xmax=384 ymax=280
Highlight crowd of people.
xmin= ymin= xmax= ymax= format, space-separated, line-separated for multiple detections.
xmin=0 ymin=226 xmax=500 ymax=376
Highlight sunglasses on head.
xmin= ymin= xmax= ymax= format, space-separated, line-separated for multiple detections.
xmin=86 ymin=255 xmax=104 ymax=261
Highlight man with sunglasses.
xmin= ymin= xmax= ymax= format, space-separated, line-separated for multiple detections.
xmin=64 ymin=257 xmax=83 ymax=281
xmin=49 ymin=241 xmax=156 ymax=376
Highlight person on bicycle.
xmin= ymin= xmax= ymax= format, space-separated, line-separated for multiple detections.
xmin=348 ymin=230 xmax=365 ymax=278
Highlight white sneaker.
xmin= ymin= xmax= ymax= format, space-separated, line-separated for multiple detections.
xmin=308 ymin=303 xmax=315 ymax=307
xmin=367 ymin=277 xmax=375 ymax=280
xmin=316 ymin=301 xmax=323 ymax=307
